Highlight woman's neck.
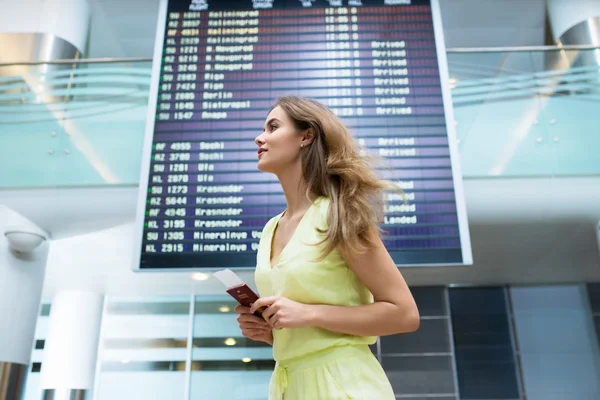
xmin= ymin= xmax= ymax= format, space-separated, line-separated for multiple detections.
xmin=276 ymin=164 xmax=314 ymax=218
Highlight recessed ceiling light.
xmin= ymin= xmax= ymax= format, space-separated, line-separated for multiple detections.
xmin=219 ymin=306 xmax=230 ymax=313
xmin=224 ymin=338 xmax=236 ymax=346
xmin=242 ymin=358 xmax=251 ymax=363
xmin=191 ymin=272 xmax=210 ymax=281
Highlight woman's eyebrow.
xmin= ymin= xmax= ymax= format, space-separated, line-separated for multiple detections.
xmin=264 ymin=118 xmax=281 ymax=128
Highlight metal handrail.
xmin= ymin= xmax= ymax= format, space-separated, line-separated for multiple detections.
xmin=0 ymin=57 xmax=153 ymax=67
xmin=446 ymin=44 xmax=600 ymax=53
xmin=0 ymin=45 xmax=598 ymax=67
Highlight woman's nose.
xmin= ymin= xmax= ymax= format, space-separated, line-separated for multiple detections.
xmin=255 ymin=133 xmax=265 ymax=146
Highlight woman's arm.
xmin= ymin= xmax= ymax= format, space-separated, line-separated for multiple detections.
xmin=309 ymin=230 xmax=420 ymax=336
xmin=250 ymin=229 xmax=420 ymax=336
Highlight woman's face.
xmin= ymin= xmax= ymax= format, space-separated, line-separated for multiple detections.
xmin=255 ymin=106 xmax=303 ymax=174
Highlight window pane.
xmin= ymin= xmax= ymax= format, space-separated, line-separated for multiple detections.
xmin=96 ymin=296 xmax=190 ymax=400
xmin=189 ymin=296 xmax=272 ymax=400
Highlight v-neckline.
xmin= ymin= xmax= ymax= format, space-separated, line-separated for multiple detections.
xmin=268 ymin=200 xmax=316 ymax=269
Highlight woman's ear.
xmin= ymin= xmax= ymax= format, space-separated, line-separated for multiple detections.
xmin=301 ymin=128 xmax=315 ymax=147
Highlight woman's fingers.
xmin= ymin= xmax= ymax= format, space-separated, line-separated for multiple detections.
xmin=239 ymin=320 xmax=271 ymax=331
xmin=237 ymin=313 xmax=269 ymax=325
xmin=242 ymin=327 xmax=264 ymax=336
xmin=241 ymin=327 xmax=272 ymax=341
xmin=234 ymin=305 xmax=252 ymax=314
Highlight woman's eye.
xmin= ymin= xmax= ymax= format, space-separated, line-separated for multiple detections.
xmin=270 ymin=124 xmax=277 ymax=131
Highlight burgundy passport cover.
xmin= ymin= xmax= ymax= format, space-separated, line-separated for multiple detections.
xmin=226 ymin=283 xmax=266 ymax=316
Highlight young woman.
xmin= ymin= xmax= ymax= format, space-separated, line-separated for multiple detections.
xmin=235 ymin=96 xmax=420 ymax=399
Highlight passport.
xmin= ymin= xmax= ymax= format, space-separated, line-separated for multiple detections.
xmin=213 ymin=269 xmax=266 ymax=317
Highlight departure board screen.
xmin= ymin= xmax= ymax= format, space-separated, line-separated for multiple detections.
xmin=133 ymin=0 xmax=472 ymax=271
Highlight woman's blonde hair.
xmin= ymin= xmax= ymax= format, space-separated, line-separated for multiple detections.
xmin=273 ymin=96 xmax=394 ymax=259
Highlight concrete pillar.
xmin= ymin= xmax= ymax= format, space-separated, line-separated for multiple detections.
xmin=547 ymin=0 xmax=600 ymax=66
xmin=0 ymin=0 xmax=90 ymax=64
xmin=39 ymin=291 xmax=104 ymax=400
xmin=0 ymin=206 xmax=49 ymax=400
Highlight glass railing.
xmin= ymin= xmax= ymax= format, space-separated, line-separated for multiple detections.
xmin=447 ymin=46 xmax=600 ymax=177
xmin=0 ymin=47 xmax=599 ymax=188
xmin=0 ymin=61 xmax=151 ymax=187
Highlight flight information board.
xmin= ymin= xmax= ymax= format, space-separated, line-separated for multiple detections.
xmin=133 ymin=0 xmax=472 ymax=271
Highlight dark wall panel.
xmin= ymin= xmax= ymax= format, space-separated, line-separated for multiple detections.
xmin=586 ymin=283 xmax=600 ymax=349
xmin=449 ymin=287 xmax=520 ymax=400
xmin=381 ymin=287 xmax=457 ymax=399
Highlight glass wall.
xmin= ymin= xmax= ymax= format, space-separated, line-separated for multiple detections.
xmin=96 ymin=296 xmax=190 ymax=400
xmin=0 ymin=61 xmax=150 ymax=188
xmin=446 ymin=49 xmax=600 ymax=178
xmin=189 ymin=297 xmax=273 ymax=399
xmin=22 ymin=283 xmax=600 ymax=399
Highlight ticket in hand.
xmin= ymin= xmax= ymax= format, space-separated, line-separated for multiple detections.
xmin=213 ymin=269 xmax=266 ymax=316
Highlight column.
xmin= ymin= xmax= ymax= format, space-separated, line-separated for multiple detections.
xmin=0 ymin=0 xmax=90 ymax=64
xmin=0 ymin=206 xmax=49 ymax=400
xmin=39 ymin=291 xmax=104 ymax=400
xmin=0 ymin=0 xmax=91 ymax=130
xmin=546 ymin=0 xmax=600 ymax=66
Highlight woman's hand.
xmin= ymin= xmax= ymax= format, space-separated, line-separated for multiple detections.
xmin=235 ymin=305 xmax=273 ymax=345
xmin=249 ymin=296 xmax=314 ymax=330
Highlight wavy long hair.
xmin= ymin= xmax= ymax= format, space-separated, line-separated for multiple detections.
xmin=273 ymin=96 xmax=395 ymax=259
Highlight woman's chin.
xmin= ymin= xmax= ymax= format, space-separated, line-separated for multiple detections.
xmin=257 ymin=160 xmax=278 ymax=174
xmin=256 ymin=160 xmax=269 ymax=172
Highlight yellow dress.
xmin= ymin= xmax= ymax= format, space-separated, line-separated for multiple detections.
xmin=255 ymin=197 xmax=395 ymax=400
